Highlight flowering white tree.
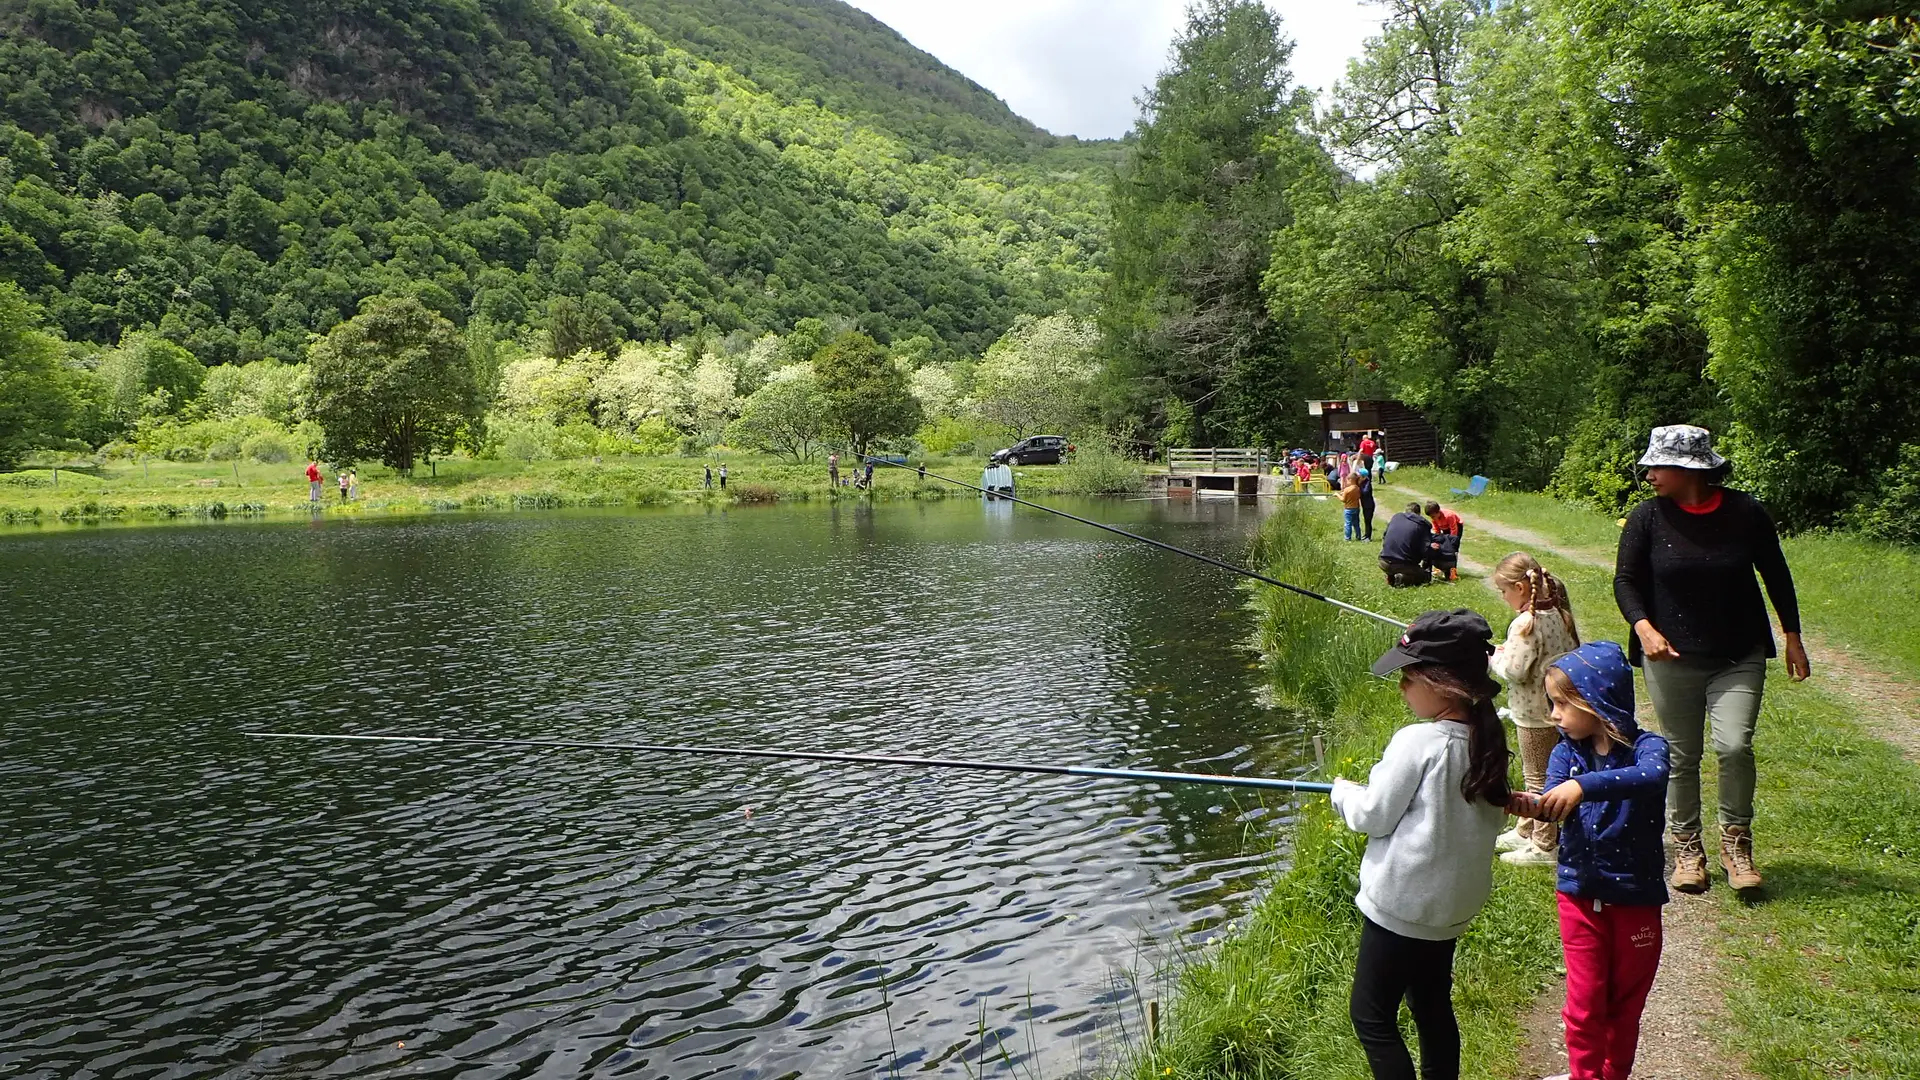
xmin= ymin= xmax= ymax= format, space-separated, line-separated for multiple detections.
xmin=969 ymin=314 xmax=1099 ymax=437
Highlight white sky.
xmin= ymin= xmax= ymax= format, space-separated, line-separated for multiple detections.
xmin=843 ymin=1 xmax=1385 ymax=139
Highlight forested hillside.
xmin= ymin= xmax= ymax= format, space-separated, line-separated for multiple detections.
xmin=614 ymin=0 xmax=1065 ymax=157
xmin=1107 ymin=0 xmax=1920 ymax=534
xmin=0 ymin=0 xmax=1106 ymax=367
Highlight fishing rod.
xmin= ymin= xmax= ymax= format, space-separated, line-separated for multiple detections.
xmin=870 ymin=459 xmax=1407 ymax=629
xmin=243 ymin=731 xmax=1335 ymax=795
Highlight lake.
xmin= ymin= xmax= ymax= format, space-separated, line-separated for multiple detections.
xmin=0 ymin=497 xmax=1316 ymax=1078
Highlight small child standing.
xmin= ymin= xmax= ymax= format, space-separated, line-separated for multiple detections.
xmin=1341 ymin=471 xmax=1364 ymax=540
xmin=1333 ymin=610 xmax=1514 ymax=1080
xmin=1516 ymin=641 xmax=1670 ymax=1080
xmin=1489 ymin=552 xmax=1581 ymax=865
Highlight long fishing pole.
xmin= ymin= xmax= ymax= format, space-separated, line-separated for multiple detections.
xmin=243 ymin=731 xmax=1335 ymax=795
xmin=871 ymin=459 xmax=1407 ymax=629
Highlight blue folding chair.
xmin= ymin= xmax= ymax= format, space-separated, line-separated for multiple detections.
xmin=1450 ymin=475 xmax=1491 ymax=498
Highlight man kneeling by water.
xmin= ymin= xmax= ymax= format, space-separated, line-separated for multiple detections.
xmin=1380 ymin=502 xmax=1434 ymax=587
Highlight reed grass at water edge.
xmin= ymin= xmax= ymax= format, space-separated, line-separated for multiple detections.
xmin=1124 ymin=500 xmax=1560 ymax=1079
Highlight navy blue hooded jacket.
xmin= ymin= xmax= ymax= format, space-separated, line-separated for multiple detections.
xmin=1547 ymin=642 xmax=1670 ymax=907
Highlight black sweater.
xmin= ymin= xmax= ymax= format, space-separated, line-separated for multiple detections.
xmin=1379 ymin=511 xmax=1432 ymax=565
xmin=1613 ymin=489 xmax=1801 ymax=664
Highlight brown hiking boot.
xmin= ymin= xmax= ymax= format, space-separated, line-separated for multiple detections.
xmin=1669 ymin=831 xmax=1709 ymax=893
xmin=1721 ymin=825 xmax=1764 ymax=891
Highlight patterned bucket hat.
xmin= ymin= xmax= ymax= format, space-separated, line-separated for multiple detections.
xmin=1638 ymin=424 xmax=1727 ymax=471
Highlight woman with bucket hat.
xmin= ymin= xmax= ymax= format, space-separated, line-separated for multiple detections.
xmin=1613 ymin=425 xmax=1810 ymax=894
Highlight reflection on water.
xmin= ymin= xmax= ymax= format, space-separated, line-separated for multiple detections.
xmin=0 ymin=497 xmax=1316 ymax=1077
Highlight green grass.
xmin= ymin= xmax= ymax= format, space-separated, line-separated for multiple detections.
xmin=1139 ymin=493 xmax=1920 ymax=1078
xmin=1126 ymin=500 xmax=1561 ymax=1079
xmin=0 ymin=452 xmax=1144 ymax=528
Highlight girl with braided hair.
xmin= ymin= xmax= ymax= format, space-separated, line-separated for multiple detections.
xmin=1489 ymin=552 xmax=1581 ymax=865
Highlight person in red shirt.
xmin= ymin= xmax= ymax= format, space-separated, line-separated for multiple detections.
xmin=1359 ymin=432 xmax=1378 ymax=458
xmin=1425 ymin=500 xmax=1464 ymax=580
xmin=306 ymin=460 xmax=323 ymax=503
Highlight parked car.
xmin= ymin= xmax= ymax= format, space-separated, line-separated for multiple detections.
xmin=989 ymin=435 xmax=1073 ymax=466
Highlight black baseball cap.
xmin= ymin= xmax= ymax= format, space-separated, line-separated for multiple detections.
xmin=1372 ymin=609 xmax=1496 ymax=678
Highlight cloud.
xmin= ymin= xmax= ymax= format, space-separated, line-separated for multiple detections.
xmin=844 ymin=1 xmax=1384 ymax=139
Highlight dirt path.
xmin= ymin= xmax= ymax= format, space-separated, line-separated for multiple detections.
xmin=1393 ymin=482 xmax=1917 ymax=1080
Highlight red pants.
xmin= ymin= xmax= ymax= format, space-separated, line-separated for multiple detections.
xmin=1558 ymin=893 xmax=1662 ymax=1080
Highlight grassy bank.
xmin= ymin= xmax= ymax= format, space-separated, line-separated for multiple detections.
xmin=1204 ymin=478 xmax=1920 ymax=1080
xmin=0 ymin=451 xmax=1146 ymax=528
xmin=1129 ymin=499 xmax=1561 ymax=1079
xmin=1137 ymin=484 xmax=1920 ymax=1078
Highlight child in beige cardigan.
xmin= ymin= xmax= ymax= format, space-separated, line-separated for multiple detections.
xmin=1488 ymin=551 xmax=1581 ymax=864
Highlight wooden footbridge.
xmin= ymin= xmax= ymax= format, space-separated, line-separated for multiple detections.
xmin=1150 ymin=448 xmax=1280 ymax=497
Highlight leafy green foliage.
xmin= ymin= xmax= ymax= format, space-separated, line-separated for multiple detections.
xmin=1101 ymin=0 xmax=1335 ymax=449
xmin=1242 ymin=0 xmax=1920 ymax=530
xmin=1847 ymin=444 xmax=1920 ymax=547
xmin=612 ymin=0 xmax=1059 ymax=157
xmin=968 ymin=313 xmax=1098 ymax=437
xmin=728 ymin=365 xmax=831 ymax=462
xmin=95 ymin=331 xmax=205 ymax=421
xmin=0 ymin=0 xmax=1106 ymax=371
xmin=305 ymin=297 xmax=483 ymax=473
xmin=0 ymin=282 xmax=78 ymax=468
xmin=811 ymin=330 xmax=919 ymax=455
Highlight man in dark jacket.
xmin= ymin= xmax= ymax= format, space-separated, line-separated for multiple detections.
xmin=1378 ymin=502 xmax=1433 ymax=587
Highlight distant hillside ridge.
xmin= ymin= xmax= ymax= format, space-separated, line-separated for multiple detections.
xmin=0 ymin=0 xmax=1108 ymax=364
xmin=615 ymin=0 xmax=1069 ymax=156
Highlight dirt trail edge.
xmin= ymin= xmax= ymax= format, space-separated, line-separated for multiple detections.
xmin=1390 ymin=482 xmax=1920 ymax=1080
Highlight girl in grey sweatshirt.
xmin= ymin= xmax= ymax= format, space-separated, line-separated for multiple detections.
xmin=1332 ymin=609 xmax=1516 ymax=1080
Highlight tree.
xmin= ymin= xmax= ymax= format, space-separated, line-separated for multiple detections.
xmin=306 ymin=296 xmax=484 ymax=474
xmin=1102 ymin=0 xmax=1332 ymax=447
xmin=0 ymin=283 xmax=76 ymax=470
xmin=96 ymin=331 xmax=206 ymax=422
xmin=812 ymin=331 xmax=921 ymax=456
xmin=729 ymin=365 xmax=831 ymax=462
xmin=970 ymin=314 xmax=1100 ymax=436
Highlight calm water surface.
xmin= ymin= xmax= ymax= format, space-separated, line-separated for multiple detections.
xmin=0 ymin=498 xmax=1316 ymax=1078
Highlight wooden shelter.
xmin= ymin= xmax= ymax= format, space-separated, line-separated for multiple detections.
xmin=1306 ymin=399 xmax=1441 ymax=465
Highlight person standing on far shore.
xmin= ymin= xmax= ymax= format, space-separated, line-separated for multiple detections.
xmin=306 ymin=460 xmax=322 ymax=502
xmin=829 ymin=452 xmax=840 ymax=487
xmin=704 ymin=464 xmax=713 ymax=489
xmin=719 ymin=463 xmax=728 ymax=490
xmin=338 ymin=470 xmax=350 ymax=502
xmin=348 ymin=469 xmax=358 ymax=501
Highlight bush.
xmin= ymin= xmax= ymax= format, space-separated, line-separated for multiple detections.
xmin=728 ymin=482 xmax=780 ymax=503
xmin=1846 ymin=444 xmax=1920 ymax=547
xmin=1044 ymin=442 xmax=1144 ymax=494
xmin=916 ymin=415 xmax=1009 ymax=456
xmin=242 ymin=433 xmax=292 ymax=463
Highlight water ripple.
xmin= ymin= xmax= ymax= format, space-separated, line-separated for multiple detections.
xmin=0 ymin=498 xmax=1314 ymax=1077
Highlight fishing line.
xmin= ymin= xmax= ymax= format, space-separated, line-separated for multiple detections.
xmin=243 ymin=731 xmax=1335 ymax=795
xmin=870 ymin=459 xmax=1407 ymax=629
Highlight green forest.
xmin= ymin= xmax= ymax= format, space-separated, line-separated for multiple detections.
xmin=3 ymin=0 xmax=1917 ymax=540
xmin=1105 ymin=0 xmax=1920 ymax=537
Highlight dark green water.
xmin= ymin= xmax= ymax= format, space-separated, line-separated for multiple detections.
xmin=0 ymin=498 xmax=1317 ymax=1078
